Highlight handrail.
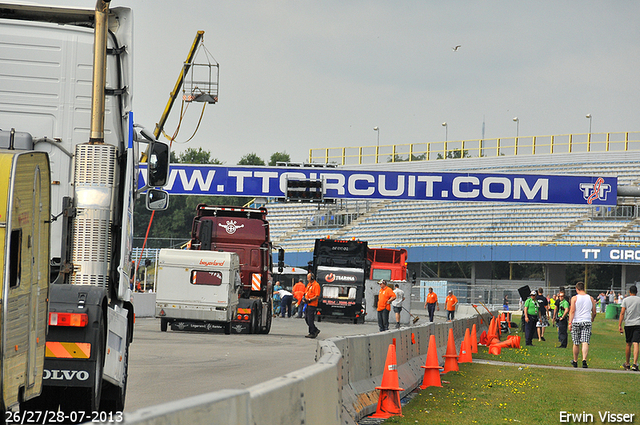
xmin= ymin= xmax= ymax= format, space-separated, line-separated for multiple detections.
xmin=309 ymin=131 xmax=640 ymax=165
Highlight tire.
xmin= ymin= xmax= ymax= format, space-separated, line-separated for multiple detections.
xmin=260 ymin=301 xmax=272 ymax=334
xmin=160 ymin=318 xmax=168 ymax=332
xmin=250 ymin=303 xmax=258 ymax=334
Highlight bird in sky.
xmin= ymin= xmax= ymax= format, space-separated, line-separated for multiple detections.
xmin=452 ymin=45 xmax=461 ymax=51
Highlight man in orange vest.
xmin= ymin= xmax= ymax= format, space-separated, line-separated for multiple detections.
xmin=445 ymin=290 xmax=458 ymax=321
xmin=303 ymin=273 xmax=321 ymax=338
xmin=293 ymin=279 xmax=306 ymax=318
xmin=424 ymin=287 xmax=439 ymax=322
xmin=377 ymin=280 xmax=396 ymax=332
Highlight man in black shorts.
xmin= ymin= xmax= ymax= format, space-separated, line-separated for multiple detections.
xmin=619 ymin=285 xmax=640 ymax=371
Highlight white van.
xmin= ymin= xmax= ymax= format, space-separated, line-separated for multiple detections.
xmin=155 ymin=249 xmax=241 ymax=334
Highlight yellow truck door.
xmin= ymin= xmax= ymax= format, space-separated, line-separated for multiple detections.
xmin=0 ymin=150 xmax=50 ymax=412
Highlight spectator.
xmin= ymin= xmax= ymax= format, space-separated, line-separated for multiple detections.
xmin=618 ymin=285 xmax=640 ymax=371
xmin=600 ymin=292 xmax=608 ymax=314
xmin=618 ymin=293 xmax=624 ymax=304
xmin=445 ymin=290 xmax=458 ymax=321
xmin=523 ymin=291 xmax=539 ymax=346
xmin=303 ymin=273 xmax=321 ymax=338
xmin=569 ymin=281 xmax=597 ymax=368
xmin=376 ymin=280 xmax=396 ymax=332
xmin=608 ymin=290 xmax=616 ymax=307
xmin=553 ymin=286 xmax=566 ymax=324
xmin=536 ymin=288 xmax=549 ymax=341
xmin=274 ymin=287 xmax=294 ymax=318
xmin=292 ymin=279 xmax=306 ymax=318
xmin=273 ymin=281 xmax=282 ymax=316
xmin=392 ymin=284 xmax=405 ymax=329
xmin=556 ymin=291 xmax=570 ymax=348
xmin=424 ymin=287 xmax=439 ymax=322
xmin=503 ymin=295 xmax=509 ymax=311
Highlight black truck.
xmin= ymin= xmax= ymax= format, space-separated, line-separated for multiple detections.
xmin=311 ymin=238 xmax=370 ymax=324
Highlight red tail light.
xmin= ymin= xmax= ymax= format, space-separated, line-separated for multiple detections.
xmin=49 ymin=312 xmax=89 ymax=327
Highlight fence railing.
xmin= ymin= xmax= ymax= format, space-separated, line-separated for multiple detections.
xmin=309 ymin=131 xmax=640 ymax=165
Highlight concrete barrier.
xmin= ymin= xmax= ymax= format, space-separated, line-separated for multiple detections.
xmin=121 ymin=312 xmax=492 ymax=425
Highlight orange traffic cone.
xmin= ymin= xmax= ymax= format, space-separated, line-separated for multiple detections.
xmin=458 ymin=330 xmax=472 ymax=363
xmin=442 ymin=328 xmax=459 ymax=373
xmin=486 ymin=317 xmax=496 ymax=339
xmin=470 ymin=324 xmax=478 ymax=353
xmin=489 ymin=345 xmax=501 ymax=355
xmin=479 ymin=330 xmax=488 ymax=346
xmin=371 ymin=342 xmax=404 ymax=419
xmin=487 ymin=317 xmax=500 ymax=345
xmin=420 ymin=334 xmax=442 ymax=389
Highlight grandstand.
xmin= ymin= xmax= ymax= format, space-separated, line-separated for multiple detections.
xmin=267 ymin=150 xmax=640 ymax=253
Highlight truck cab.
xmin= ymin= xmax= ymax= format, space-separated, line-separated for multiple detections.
xmin=312 ymin=238 xmax=370 ymax=324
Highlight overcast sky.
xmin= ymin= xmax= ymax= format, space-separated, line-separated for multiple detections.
xmin=54 ymin=1 xmax=640 ymax=164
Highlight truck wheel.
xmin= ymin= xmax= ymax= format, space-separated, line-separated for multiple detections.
xmin=261 ymin=302 xmax=272 ymax=334
xmin=250 ymin=304 xmax=258 ymax=334
xmin=161 ymin=318 xmax=168 ymax=332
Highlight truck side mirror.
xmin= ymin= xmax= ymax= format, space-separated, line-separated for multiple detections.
xmin=146 ymin=188 xmax=169 ymax=211
xmin=278 ymin=248 xmax=284 ymax=273
xmin=147 ymin=141 xmax=169 ymax=187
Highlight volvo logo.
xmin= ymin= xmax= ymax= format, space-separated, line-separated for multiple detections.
xmin=43 ymin=369 xmax=90 ymax=381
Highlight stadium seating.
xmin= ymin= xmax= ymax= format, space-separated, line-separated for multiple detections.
xmin=266 ymin=152 xmax=640 ymax=251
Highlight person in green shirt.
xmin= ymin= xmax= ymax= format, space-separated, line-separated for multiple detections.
xmin=524 ymin=291 xmax=539 ymax=346
xmin=556 ymin=291 xmax=570 ymax=348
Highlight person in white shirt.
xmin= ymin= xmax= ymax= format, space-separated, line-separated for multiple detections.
xmin=619 ymin=285 xmax=640 ymax=371
xmin=392 ymin=284 xmax=405 ymax=329
xmin=568 ymin=281 xmax=597 ymax=368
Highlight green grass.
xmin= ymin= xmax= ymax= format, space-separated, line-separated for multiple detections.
xmin=386 ymin=364 xmax=639 ymax=424
xmin=473 ymin=313 xmax=628 ymax=370
xmin=382 ymin=314 xmax=640 ymax=425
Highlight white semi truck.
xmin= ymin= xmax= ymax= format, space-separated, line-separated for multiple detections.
xmin=0 ymin=1 xmax=169 ymax=414
xmin=155 ymin=249 xmax=241 ymax=334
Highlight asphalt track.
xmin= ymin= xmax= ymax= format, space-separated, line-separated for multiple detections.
xmin=124 ymin=316 xmax=382 ymax=412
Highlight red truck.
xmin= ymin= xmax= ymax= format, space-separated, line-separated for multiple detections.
xmin=368 ymin=248 xmax=408 ymax=281
xmin=187 ymin=205 xmax=275 ymax=334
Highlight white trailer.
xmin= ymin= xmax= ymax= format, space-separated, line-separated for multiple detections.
xmin=156 ymin=249 xmax=241 ymax=334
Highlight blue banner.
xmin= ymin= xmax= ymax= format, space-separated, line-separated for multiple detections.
xmin=139 ymin=164 xmax=617 ymax=205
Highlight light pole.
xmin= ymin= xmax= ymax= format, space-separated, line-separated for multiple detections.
xmin=513 ymin=117 xmax=519 ymax=138
xmin=373 ymin=126 xmax=379 ymax=163
xmin=442 ymin=122 xmax=447 ymax=141
xmin=586 ymin=114 xmax=592 ymax=150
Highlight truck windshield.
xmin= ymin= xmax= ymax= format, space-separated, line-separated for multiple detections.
xmin=323 ymin=286 xmax=357 ymax=300
xmin=371 ymin=269 xmax=392 ymax=281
